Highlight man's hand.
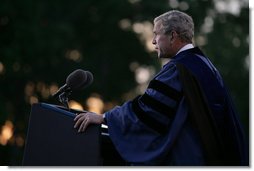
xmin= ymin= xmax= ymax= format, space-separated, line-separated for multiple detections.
xmin=74 ymin=112 xmax=103 ymax=133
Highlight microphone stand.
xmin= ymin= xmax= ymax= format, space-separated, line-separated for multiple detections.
xmin=58 ymin=89 xmax=72 ymax=111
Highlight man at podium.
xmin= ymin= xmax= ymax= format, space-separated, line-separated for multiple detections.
xmin=74 ymin=10 xmax=247 ymax=166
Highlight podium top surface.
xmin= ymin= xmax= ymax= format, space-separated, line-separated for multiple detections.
xmin=39 ymin=103 xmax=85 ymax=118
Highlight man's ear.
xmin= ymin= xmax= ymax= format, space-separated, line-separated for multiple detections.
xmin=170 ymin=30 xmax=178 ymax=41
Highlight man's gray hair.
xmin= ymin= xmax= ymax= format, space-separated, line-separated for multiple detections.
xmin=154 ymin=10 xmax=194 ymax=43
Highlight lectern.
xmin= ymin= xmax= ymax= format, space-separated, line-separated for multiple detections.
xmin=23 ymin=103 xmax=102 ymax=166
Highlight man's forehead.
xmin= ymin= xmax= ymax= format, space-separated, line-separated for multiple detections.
xmin=153 ymin=20 xmax=163 ymax=32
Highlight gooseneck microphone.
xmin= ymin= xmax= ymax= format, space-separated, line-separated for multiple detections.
xmin=53 ymin=69 xmax=93 ymax=108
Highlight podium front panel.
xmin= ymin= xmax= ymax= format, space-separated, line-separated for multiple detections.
xmin=23 ymin=103 xmax=102 ymax=166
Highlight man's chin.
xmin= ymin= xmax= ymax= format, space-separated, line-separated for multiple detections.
xmin=158 ymin=52 xmax=171 ymax=59
xmin=157 ymin=52 xmax=163 ymax=58
xmin=158 ymin=53 xmax=165 ymax=58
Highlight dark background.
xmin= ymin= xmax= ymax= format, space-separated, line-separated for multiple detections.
xmin=0 ymin=0 xmax=249 ymax=165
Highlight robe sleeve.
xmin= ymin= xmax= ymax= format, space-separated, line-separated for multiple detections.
xmin=104 ymin=63 xmax=189 ymax=164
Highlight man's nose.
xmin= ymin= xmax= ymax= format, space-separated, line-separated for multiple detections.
xmin=152 ymin=38 xmax=156 ymax=45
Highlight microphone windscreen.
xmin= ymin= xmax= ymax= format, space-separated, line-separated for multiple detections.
xmin=66 ymin=69 xmax=87 ymax=90
xmin=66 ymin=69 xmax=93 ymax=91
xmin=83 ymin=71 xmax=93 ymax=88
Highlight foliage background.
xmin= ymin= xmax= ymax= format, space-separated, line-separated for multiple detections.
xmin=0 ymin=0 xmax=249 ymax=165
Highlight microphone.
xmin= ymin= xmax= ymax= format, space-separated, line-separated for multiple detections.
xmin=53 ymin=69 xmax=93 ymax=98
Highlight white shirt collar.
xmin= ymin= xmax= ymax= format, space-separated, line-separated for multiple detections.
xmin=175 ymin=44 xmax=194 ymax=56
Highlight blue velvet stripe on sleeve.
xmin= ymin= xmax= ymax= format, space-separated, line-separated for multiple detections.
xmin=131 ymin=63 xmax=183 ymax=133
xmin=131 ymin=78 xmax=183 ymax=134
xmin=148 ymin=79 xmax=183 ymax=102
xmin=132 ymin=95 xmax=169 ymax=134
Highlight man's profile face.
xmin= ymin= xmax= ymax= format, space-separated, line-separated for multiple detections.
xmin=152 ymin=21 xmax=172 ymax=58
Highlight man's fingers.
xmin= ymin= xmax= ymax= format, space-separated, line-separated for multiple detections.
xmin=78 ymin=118 xmax=88 ymax=133
xmin=74 ymin=114 xmax=82 ymax=122
xmin=74 ymin=113 xmax=86 ymax=121
xmin=74 ymin=112 xmax=102 ymax=132
xmin=82 ymin=119 xmax=89 ymax=132
xmin=74 ymin=114 xmax=86 ymax=128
